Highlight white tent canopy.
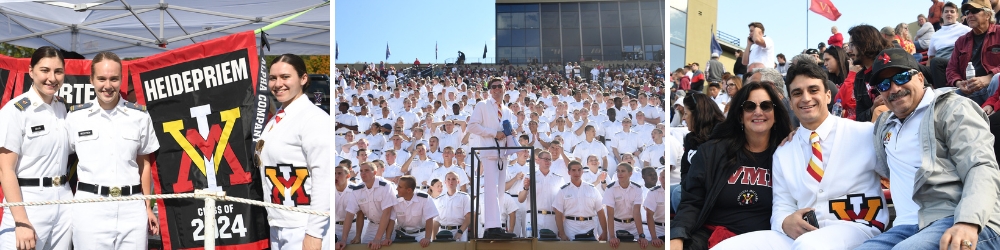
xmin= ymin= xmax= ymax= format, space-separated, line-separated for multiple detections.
xmin=0 ymin=0 xmax=330 ymax=58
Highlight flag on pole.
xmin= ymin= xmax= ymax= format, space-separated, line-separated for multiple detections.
xmin=710 ymin=31 xmax=723 ymax=56
xmin=483 ymin=43 xmax=487 ymax=59
xmin=386 ymin=43 xmax=391 ymax=60
xmin=809 ymin=0 xmax=841 ymax=21
xmin=335 ymin=42 xmax=339 ymax=60
xmin=436 ymin=42 xmax=438 ymax=60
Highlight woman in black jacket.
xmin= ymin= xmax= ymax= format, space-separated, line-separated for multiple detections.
xmin=669 ymin=92 xmax=724 ymax=213
xmin=670 ymin=82 xmax=793 ymax=250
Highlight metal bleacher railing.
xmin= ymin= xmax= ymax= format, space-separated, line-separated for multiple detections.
xmin=717 ymin=30 xmax=741 ymax=47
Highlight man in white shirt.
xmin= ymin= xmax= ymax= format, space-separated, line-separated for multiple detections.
xmin=465 ymin=77 xmax=518 ymax=239
xmin=392 ymin=176 xmax=438 ymax=247
xmin=572 ymin=125 xmax=609 ymax=170
xmin=742 ymin=22 xmax=776 ymax=68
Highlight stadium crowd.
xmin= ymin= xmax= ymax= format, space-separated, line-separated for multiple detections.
xmin=333 ymin=59 xmax=669 ymax=250
xmin=668 ymin=0 xmax=1000 ymax=249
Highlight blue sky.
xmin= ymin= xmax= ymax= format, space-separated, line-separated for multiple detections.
xmin=334 ymin=0 xmax=496 ymax=64
xmin=717 ymin=0 xmax=933 ymax=58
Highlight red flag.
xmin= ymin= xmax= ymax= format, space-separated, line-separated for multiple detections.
xmin=810 ymin=0 xmax=841 ymax=21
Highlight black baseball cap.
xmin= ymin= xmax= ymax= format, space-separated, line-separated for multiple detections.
xmin=805 ymin=49 xmax=820 ymax=55
xmin=870 ymin=48 xmax=920 ymax=84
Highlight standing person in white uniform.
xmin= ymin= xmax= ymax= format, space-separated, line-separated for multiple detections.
xmin=0 ymin=46 xmax=72 ymax=250
xmin=340 ymin=162 xmax=397 ymax=250
xmin=392 ymin=176 xmax=438 ymax=247
xmin=258 ymin=54 xmax=331 ymax=250
xmin=552 ymin=161 xmax=607 ymax=241
xmin=604 ymin=163 xmax=648 ymax=249
xmin=67 ymin=51 xmax=160 ymax=249
xmin=644 ymin=170 xmax=666 ymax=247
xmin=465 ymin=77 xmax=517 ymax=239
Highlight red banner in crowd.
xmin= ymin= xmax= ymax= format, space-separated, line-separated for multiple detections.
xmin=128 ymin=31 xmax=268 ymax=250
xmin=810 ymin=0 xmax=842 ymax=21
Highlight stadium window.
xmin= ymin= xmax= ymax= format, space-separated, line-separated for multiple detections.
xmin=602 ymin=27 xmax=622 ymax=45
xmin=561 ymin=11 xmax=579 ymax=29
xmin=562 ymin=28 xmax=581 ymax=46
xmin=525 ymin=12 xmax=540 ymax=29
xmin=526 ymin=29 xmax=541 ymax=47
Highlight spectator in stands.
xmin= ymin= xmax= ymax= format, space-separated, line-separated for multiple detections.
xmin=734 ymin=49 xmax=748 ymax=78
xmin=848 ymin=24 xmax=894 ymax=122
xmin=775 ymin=54 xmax=790 ymax=76
xmin=828 ymin=26 xmax=844 ymax=47
xmin=669 ymin=92 xmax=724 ymax=212
xmin=723 ymin=77 xmax=743 ymax=114
xmin=689 ymin=63 xmax=706 ymax=93
xmin=749 ymin=68 xmax=798 ymax=127
xmin=895 ymin=23 xmax=917 ymax=54
xmin=914 ymin=14 xmax=936 ymax=54
xmin=670 ymin=82 xmax=793 ymax=250
xmin=881 ymin=26 xmax=904 ymax=49
xmin=930 ymin=0 xmax=945 ymax=30
xmin=929 ymin=2 xmax=972 ymax=88
xmin=825 ymin=46 xmax=860 ymax=120
xmin=706 ymin=53 xmax=725 ymax=84
xmin=743 ymin=22 xmax=776 ymax=69
xmin=950 ymin=0 xmax=1000 ymax=107
xmin=857 ymin=47 xmax=1000 ymax=250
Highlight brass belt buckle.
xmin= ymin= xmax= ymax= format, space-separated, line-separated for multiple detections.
xmin=51 ymin=176 xmax=61 ymax=186
xmin=110 ymin=186 xmax=122 ymax=197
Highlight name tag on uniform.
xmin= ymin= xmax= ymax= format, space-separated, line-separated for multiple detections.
xmin=78 ymin=130 xmax=93 ymax=136
xmin=615 ymin=196 xmax=623 ymax=201
xmin=31 ymin=125 xmax=44 ymax=132
xmin=358 ymin=198 xmax=368 ymax=204
xmin=564 ymin=194 xmax=573 ymax=199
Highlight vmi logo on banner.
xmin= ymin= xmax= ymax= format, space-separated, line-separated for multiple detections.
xmin=129 ymin=31 xmax=269 ymax=249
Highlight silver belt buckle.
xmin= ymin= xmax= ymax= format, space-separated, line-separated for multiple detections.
xmin=51 ymin=176 xmax=61 ymax=186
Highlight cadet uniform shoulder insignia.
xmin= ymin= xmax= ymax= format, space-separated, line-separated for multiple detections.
xmin=457 ymin=191 xmax=469 ymax=196
xmin=13 ymin=98 xmax=30 ymax=111
xmin=123 ymin=102 xmax=147 ymax=112
xmin=650 ymin=185 xmax=662 ymax=191
xmin=416 ymin=192 xmax=429 ymax=198
xmin=585 ymin=182 xmax=595 ymax=187
xmin=54 ymin=95 xmax=65 ymax=103
xmin=631 ymin=181 xmax=641 ymax=188
xmin=561 ymin=183 xmax=571 ymax=189
xmin=378 ymin=180 xmax=388 ymax=186
xmin=69 ymin=103 xmax=92 ymax=112
xmin=607 ymin=182 xmax=616 ymax=189
xmin=552 ymin=172 xmax=563 ymax=177
xmin=350 ymin=184 xmax=365 ymax=190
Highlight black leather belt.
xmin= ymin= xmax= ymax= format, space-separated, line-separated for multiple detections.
xmin=77 ymin=182 xmax=141 ymax=197
xmin=565 ymin=216 xmax=593 ymax=221
xmin=17 ymin=175 xmax=67 ymax=187
xmin=441 ymin=225 xmax=461 ymax=230
xmin=529 ymin=210 xmax=554 ymax=215
xmin=614 ymin=218 xmax=636 ymax=223
xmin=336 ymin=219 xmax=357 ymax=225
xmin=401 ymin=228 xmax=426 ymax=234
xmin=654 ymin=222 xmax=664 ymax=226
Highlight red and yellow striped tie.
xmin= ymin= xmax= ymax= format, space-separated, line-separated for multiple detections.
xmin=807 ymin=131 xmax=824 ymax=182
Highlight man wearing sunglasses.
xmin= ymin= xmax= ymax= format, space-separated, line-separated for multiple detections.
xmin=859 ymin=48 xmax=1000 ymax=250
xmin=947 ymin=0 xmax=1000 ymax=108
xmin=466 ymin=77 xmax=518 ymax=239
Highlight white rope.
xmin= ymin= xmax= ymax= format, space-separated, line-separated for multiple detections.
xmin=0 ymin=193 xmax=330 ymax=217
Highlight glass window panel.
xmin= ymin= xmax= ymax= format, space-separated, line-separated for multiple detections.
xmin=498 ymin=29 xmax=512 ymax=47
xmin=525 ymin=12 xmax=540 ymax=29
xmin=524 ymin=4 xmax=539 ymax=12
xmin=499 ymin=47 xmax=512 ymax=59
xmin=542 ymin=28 xmax=560 ymax=47
xmin=510 ymin=4 xmax=523 ymax=12
xmin=623 ymin=46 xmax=633 ymax=52
xmin=641 ymin=9 xmax=660 ymax=27
xmin=512 ymin=13 xmax=525 ymax=29
xmin=670 ymin=8 xmax=686 ymax=46
xmin=604 ymin=45 xmax=622 ymax=60
xmin=543 ymin=47 xmax=561 ymax=63
xmin=583 ymin=46 xmax=602 ymax=56
xmin=621 ymin=10 xmax=640 ymax=27
xmin=645 ymin=53 xmax=653 ymax=61
xmin=498 ymin=13 xmax=511 ymax=29
xmin=643 ymin=26 xmax=662 ymax=45
xmin=561 ymin=12 xmax=579 ymax=29
xmin=646 ymin=45 xmax=653 ymax=51
xmin=623 ymin=27 xmax=642 ymax=45
xmin=497 ymin=4 xmax=510 ymax=13
xmin=561 ymin=2 xmax=578 ymax=12
xmin=562 ymin=28 xmax=581 ymax=46
xmin=541 ymin=3 xmax=559 ymax=12
xmin=512 ymin=29 xmax=526 ymax=47
xmin=620 ymin=1 xmax=638 ymax=10
xmin=581 ymin=2 xmax=599 ymax=11
xmin=526 ymin=47 xmax=540 ymax=58
xmin=542 ymin=12 xmax=560 ymax=29
xmin=563 ymin=46 xmax=581 ymax=62
xmin=582 ymin=28 xmax=601 ymax=46
xmin=581 ymin=11 xmax=599 ymax=28
xmin=601 ymin=2 xmax=619 ymax=11
xmin=603 ymin=27 xmax=621 ymax=45
xmin=526 ymin=29 xmax=541 ymax=46
xmin=601 ymin=10 xmax=620 ymax=27
xmin=513 ymin=47 xmax=526 ymax=58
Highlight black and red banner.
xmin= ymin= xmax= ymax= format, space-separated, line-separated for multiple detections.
xmin=129 ymin=31 xmax=269 ymax=250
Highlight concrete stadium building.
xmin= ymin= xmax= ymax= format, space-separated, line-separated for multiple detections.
xmin=494 ymin=0 xmax=665 ymax=64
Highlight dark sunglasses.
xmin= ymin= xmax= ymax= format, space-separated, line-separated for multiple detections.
xmin=489 ymin=85 xmax=504 ymax=89
xmin=964 ymin=8 xmax=984 ymax=16
xmin=876 ymin=69 xmax=918 ymax=92
xmin=742 ymin=100 xmax=774 ymax=112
